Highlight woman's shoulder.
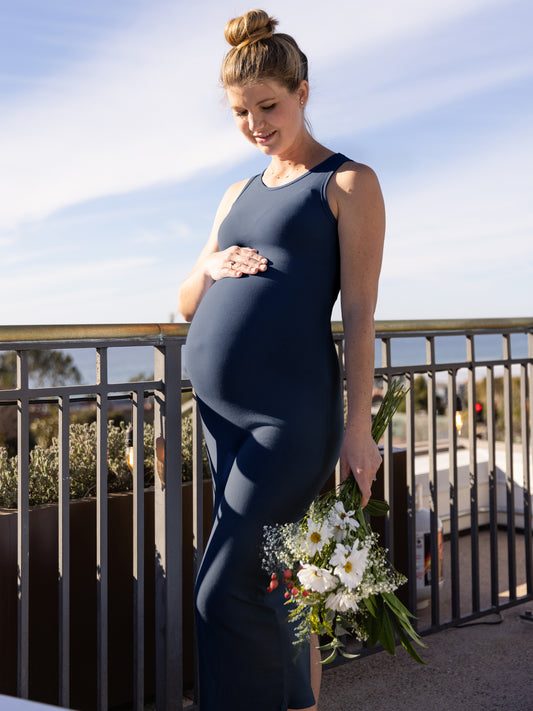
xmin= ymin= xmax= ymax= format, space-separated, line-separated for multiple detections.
xmin=215 ymin=177 xmax=253 ymax=216
xmin=328 ymin=159 xmax=383 ymax=218
xmin=334 ymin=159 xmax=380 ymax=189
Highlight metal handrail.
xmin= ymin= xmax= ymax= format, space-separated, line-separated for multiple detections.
xmin=0 ymin=317 xmax=532 ymax=344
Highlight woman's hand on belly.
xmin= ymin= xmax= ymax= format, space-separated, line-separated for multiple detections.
xmin=206 ymin=246 xmax=268 ymax=280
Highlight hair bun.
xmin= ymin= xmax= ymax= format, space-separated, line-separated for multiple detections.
xmin=225 ymin=9 xmax=278 ymax=48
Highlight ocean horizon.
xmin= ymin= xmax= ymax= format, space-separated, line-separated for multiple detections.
xmin=62 ymin=331 xmax=529 ymax=387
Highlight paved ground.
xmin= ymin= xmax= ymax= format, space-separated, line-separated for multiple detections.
xmin=319 ymin=599 xmax=533 ymax=711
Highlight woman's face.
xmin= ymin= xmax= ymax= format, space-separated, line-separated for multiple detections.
xmin=226 ymin=80 xmax=308 ymax=157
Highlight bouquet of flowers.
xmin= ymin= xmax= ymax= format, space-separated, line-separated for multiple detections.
xmin=262 ymin=380 xmax=425 ymax=664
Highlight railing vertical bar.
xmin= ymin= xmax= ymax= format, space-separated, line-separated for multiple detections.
xmin=447 ymin=370 xmax=460 ymax=620
xmin=192 ymin=394 xmax=204 ymax=707
xmin=16 ymin=350 xmax=30 ymax=699
xmin=335 ymin=338 xmax=345 ymax=488
xmin=486 ymin=367 xmax=499 ymax=608
xmin=381 ymin=338 xmax=393 ymax=560
xmin=526 ymin=333 xmax=533 ymax=595
xmin=132 ymin=390 xmax=145 ymax=711
xmin=466 ymin=335 xmax=480 ymax=612
xmin=58 ymin=395 xmax=70 ymax=707
xmin=502 ymin=334 xmax=516 ymax=600
xmin=154 ymin=343 xmax=183 ymax=711
xmin=96 ymin=348 xmax=109 ymax=711
xmin=405 ymin=371 xmax=417 ymax=617
xmin=520 ymin=361 xmax=531 ymax=596
xmin=426 ymin=337 xmax=440 ymax=626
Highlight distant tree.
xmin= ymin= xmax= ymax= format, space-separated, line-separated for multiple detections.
xmin=413 ymin=375 xmax=428 ymax=411
xmin=0 ymin=350 xmax=81 ymax=388
xmin=0 ymin=350 xmax=82 ymax=454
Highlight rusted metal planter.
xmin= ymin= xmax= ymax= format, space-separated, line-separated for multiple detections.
xmin=0 ymin=481 xmax=213 ymax=710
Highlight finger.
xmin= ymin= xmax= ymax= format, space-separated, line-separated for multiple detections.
xmin=339 ymin=456 xmax=351 ymax=483
xmin=234 ymin=247 xmax=268 ymax=265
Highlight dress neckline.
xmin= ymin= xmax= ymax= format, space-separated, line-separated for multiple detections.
xmin=260 ymin=152 xmax=340 ymax=190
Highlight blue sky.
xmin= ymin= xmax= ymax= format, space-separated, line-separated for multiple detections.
xmin=1 ymin=0 xmax=532 ymax=325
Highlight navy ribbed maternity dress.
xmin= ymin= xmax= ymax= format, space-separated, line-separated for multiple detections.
xmin=185 ymin=153 xmax=349 ymax=710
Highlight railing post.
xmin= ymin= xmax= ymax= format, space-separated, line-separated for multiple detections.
xmin=426 ymin=336 xmax=440 ymax=625
xmin=447 ymin=369 xmax=461 ymax=619
xmin=16 ymin=351 xmax=30 ymax=699
xmin=502 ymin=334 xmax=517 ymax=599
xmin=154 ymin=343 xmax=183 ymax=711
xmin=58 ymin=395 xmax=70 ymax=708
xmin=381 ymin=338 xmax=394 ymax=559
xmin=96 ymin=348 xmax=109 ymax=711
xmin=132 ymin=390 xmax=145 ymax=711
xmin=466 ymin=334 xmax=480 ymax=612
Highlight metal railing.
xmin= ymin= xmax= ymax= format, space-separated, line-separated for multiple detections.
xmin=0 ymin=318 xmax=531 ymax=710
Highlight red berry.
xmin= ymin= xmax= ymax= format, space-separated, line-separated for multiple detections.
xmin=270 ymin=580 xmax=278 ymax=590
xmin=271 ymin=573 xmax=278 ymax=580
xmin=283 ymin=569 xmax=292 ymax=579
xmin=302 ymin=590 xmax=310 ymax=597
xmin=284 ymin=591 xmax=290 ymax=599
xmin=291 ymin=587 xmax=298 ymax=596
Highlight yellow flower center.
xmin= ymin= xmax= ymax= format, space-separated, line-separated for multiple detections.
xmin=310 ymin=532 xmax=321 ymax=543
xmin=345 ymin=562 xmax=352 ymax=574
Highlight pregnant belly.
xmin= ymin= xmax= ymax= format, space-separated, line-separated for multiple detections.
xmin=184 ymin=274 xmax=334 ymax=416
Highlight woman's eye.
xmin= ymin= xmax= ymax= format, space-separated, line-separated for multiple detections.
xmin=234 ymin=110 xmax=247 ymax=117
xmin=262 ymin=104 xmax=275 ymax=111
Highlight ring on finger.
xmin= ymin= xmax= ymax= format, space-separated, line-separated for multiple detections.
xmin=229 ymin=260 xmax=236 ymax=266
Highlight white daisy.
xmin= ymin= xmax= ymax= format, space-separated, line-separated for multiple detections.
xmin=329 ymin=543 xmax=349 ymax=568
xmin=328 ymin=501 xmax=359 ymax=541
xmin=305 ymin=518 xmax=334 ymax=556
xmin=297 ymin=564 xmax=338 ymax=593
xmin=325 ymin=590 xmax=359 ymax=612
xmin=333 ymin=544 xmax=370 ymax=589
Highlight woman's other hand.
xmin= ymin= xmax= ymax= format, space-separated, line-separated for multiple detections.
xmin=339 ymin=426 xmax=382 ymax=508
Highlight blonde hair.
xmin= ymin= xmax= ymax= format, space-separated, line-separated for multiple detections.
xmin=221 ymin=9 xmax=308 ymax=92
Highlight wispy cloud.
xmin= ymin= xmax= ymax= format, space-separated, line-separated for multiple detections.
xmin=0 ymin=0 xmax=522 ymax=233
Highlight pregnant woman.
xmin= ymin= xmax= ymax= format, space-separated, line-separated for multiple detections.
xmin=178 ymin=10 xmax=385 ymax=710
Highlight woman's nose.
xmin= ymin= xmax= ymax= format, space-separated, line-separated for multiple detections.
xmin=248 ymin=111 xmax=262 ymax=132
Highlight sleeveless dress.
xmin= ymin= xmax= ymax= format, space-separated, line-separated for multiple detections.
xmin=185 ymin=153 xmax=349 ymax=710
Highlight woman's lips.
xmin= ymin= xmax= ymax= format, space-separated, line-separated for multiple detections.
xmin=254 ymin=131 xmax=276 ymax=144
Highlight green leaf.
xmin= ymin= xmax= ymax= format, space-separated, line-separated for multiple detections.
xmin=382 ymin=592 xmax=416 ymax=626
xmin=335 ymin=624 xmax=350 ymax=636
xmin=365 ymin=498 xmax=390 ymax=516
xmin=362 ymin=595 xmax=378 ymax=617
xmin=316 ymin=640 xmax=335 ymax=651
xmin=378 ymin=609 xmax=396 ymax=655
xmin=320 ymin=648 xmax=339 ymax=664
xmin=366 ymin=608 xmax=382 ymax=647
xmin=390 ymin=613 xmax=427 ymax=664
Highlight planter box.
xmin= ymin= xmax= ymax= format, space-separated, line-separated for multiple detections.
xmin=0 ymin=481 xmax=213 ymax=710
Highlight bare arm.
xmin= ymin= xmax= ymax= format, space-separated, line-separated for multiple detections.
xmin=177 ymin=181 xmax=268 ymax=321
xmin=330 ymin=162 xmax=386 ymax=507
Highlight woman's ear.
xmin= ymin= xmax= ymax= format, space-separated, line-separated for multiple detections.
xmin=298 ymin=80 xmax=309 ymax=108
